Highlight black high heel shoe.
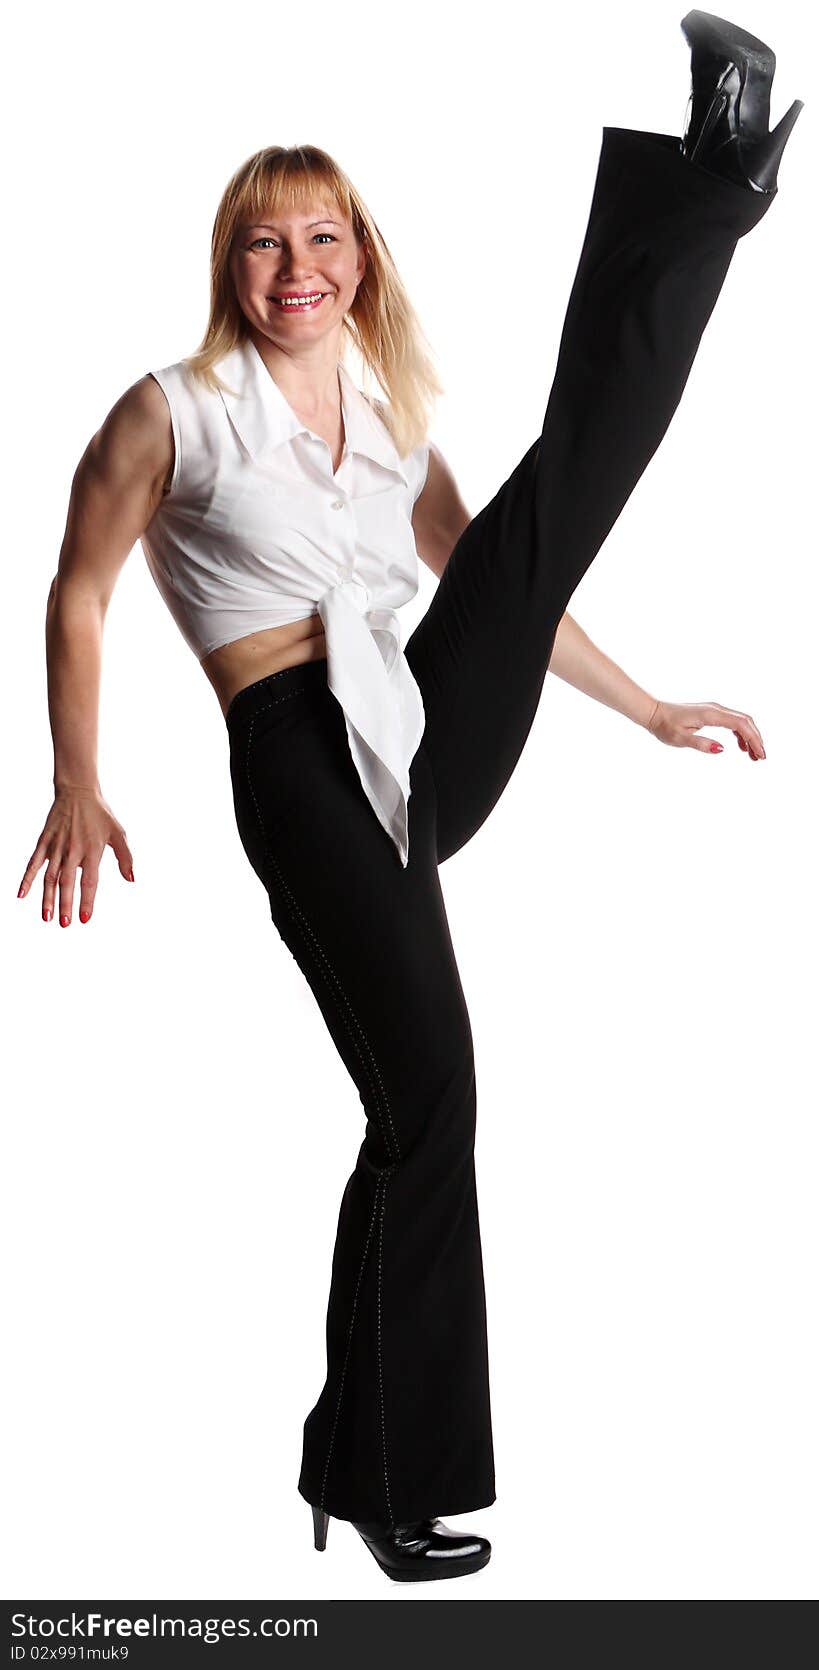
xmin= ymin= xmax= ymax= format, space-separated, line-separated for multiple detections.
xmin=310 ymin=1503 xmax=492 ymax=1582
xmin=679 ymin=10 xmax=804 ymax=193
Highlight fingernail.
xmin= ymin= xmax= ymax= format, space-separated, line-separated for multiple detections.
xmin=127 ymin=869 xmax=135 ymax=882
xmin=43 ymin=908 xmax=52 ymax=922
xmin=17 ymin=884 xmax=25 ymax=898
xmin=710 ymin=742 xmax=723 ymax=753
xmin=80 ymin=909 xmax=90 ymax=923
xmin=60 ymin=914 xmax=70 ymax=927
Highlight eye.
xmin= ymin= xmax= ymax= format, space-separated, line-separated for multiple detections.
xmin=248 ymin=233 xmax=337 ymax=250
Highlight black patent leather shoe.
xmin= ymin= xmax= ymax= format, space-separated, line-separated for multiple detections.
xmin=311 ymin=1503 xmax=491 ymax=1582
xmin=679 ymin=10 xmax=803 ymax=193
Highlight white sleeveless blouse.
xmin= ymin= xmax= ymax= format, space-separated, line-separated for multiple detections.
xmin=140 ymin=337 xmax=430 ymax=867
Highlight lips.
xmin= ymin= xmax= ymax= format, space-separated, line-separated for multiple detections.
xmin=270 ymin=291 xmax=329 ymax=310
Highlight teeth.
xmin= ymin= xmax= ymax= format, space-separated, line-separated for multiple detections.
xmin=273 ymin=293 xmax=325 ymax=307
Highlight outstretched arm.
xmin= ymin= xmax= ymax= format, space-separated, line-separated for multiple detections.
xmin=18 ymin=375 xmax=172 ymax=926
xmin=548 ymin=610 xmax=657 ymax=729
xmin=548 ymin=612 xmax=766 ymax=762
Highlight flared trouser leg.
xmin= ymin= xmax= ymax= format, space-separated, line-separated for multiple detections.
xmin=405 ymin=128 xmax=776 ymax=862
xmin=228 ymin=127 xmax=778 ymax=1528
xmin=228 ymin=685 xmax=495 ymax=1523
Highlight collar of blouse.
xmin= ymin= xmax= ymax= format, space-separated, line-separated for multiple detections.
xmin=215 ymin=336 xmax=410 ymax=485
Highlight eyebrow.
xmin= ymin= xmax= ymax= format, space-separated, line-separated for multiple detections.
xmin=245 ymin=218 xmax=342 ymax=231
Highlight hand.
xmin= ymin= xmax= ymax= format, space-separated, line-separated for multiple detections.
xmin=647 ymin=699 xmax=766 ymax=760
xmin=17 ymin=788 xmax=135 ymax=925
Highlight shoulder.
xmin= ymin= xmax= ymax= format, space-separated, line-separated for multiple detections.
xmin=86 ymin=374 xmax=174 ymax=482
xmin=62 ymin=373 xmax=175 ymax=523
xmin=116 ymin=371 xmax=173 ymax=425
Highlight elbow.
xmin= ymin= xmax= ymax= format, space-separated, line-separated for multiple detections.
xmin=45 ymin=576 xmax=108 ymax=640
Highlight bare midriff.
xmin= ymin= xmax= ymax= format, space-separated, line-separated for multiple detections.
xmin=201 ymin=615 xmax=328 ymax=719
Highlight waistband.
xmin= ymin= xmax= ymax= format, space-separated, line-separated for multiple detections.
xmin=224 ymin=656 xmax=329 ymax=732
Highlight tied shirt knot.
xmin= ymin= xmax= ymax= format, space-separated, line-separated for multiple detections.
xmin=317 ymin=577 xmax=425 ymax=867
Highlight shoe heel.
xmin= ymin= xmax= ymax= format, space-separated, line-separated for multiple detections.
xmin=750 ymin=97 xmax=804 ymax=192
xmin=678 ymin=9 xmax=804 ymax=194
xmin=311 ymin=1503 xmax=330 ymax=1551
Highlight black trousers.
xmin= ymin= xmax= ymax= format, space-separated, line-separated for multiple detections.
xmin=226 ymin=129 xmax=774 ymax=1524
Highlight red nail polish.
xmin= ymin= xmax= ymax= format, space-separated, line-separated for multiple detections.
xmin=710 ymin=742 xmax=723 ymax=753
xmin=127 ymin=869 xmax=135 ymax=882
xmin=18 ymin=884 xmax=25 ymax=898
xmin=60 ymin=914 xmax=70 ymax=927
xmin=80 ymin=909 xmax=90 ymax=923
xmin=43 ymin=908 xmax=52 ymax=922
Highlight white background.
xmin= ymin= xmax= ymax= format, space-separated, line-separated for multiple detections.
xmin=3 ymin=0 xmax=816 ymax=1603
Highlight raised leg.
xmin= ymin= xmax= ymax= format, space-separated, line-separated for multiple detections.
xmin=405 ymin=127 xmax=775 ymax=864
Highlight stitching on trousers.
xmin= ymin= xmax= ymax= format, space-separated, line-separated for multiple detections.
xmin=318 ymin=1170 xmax=385 ymax=1511
xmin=227 ymin=684 xmax=310 ymax=724
xmin=240 ymin=689 xmax=307 ymax=718
xmin=377 ymin=1169 xmax=393 ymax=1523
xmin=244 ymin=715 xmax=402 ymax=1164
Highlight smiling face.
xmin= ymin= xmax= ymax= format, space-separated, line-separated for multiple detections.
xmin=230 ymin=200 xmax=367 ymax=354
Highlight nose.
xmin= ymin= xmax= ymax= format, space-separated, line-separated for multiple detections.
xmin=281 ymin=250 xmax=316 ymax=278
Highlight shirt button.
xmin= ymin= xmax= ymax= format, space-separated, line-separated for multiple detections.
xmin=331 ymin=499 xmax=345 ymax=510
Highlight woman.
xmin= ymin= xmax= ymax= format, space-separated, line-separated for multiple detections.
xmin=19 ymin=11 xmax=802 ymax=1583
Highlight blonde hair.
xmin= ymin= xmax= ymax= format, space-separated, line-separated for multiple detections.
xmin=183 ymin=143 xmax=444 ymax=459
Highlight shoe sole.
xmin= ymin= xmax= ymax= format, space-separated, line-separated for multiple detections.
xmin=681 ymin=9 xmax=774 ymax=67
xmin=364 ymin=1545 xmax=493 ymax=1581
